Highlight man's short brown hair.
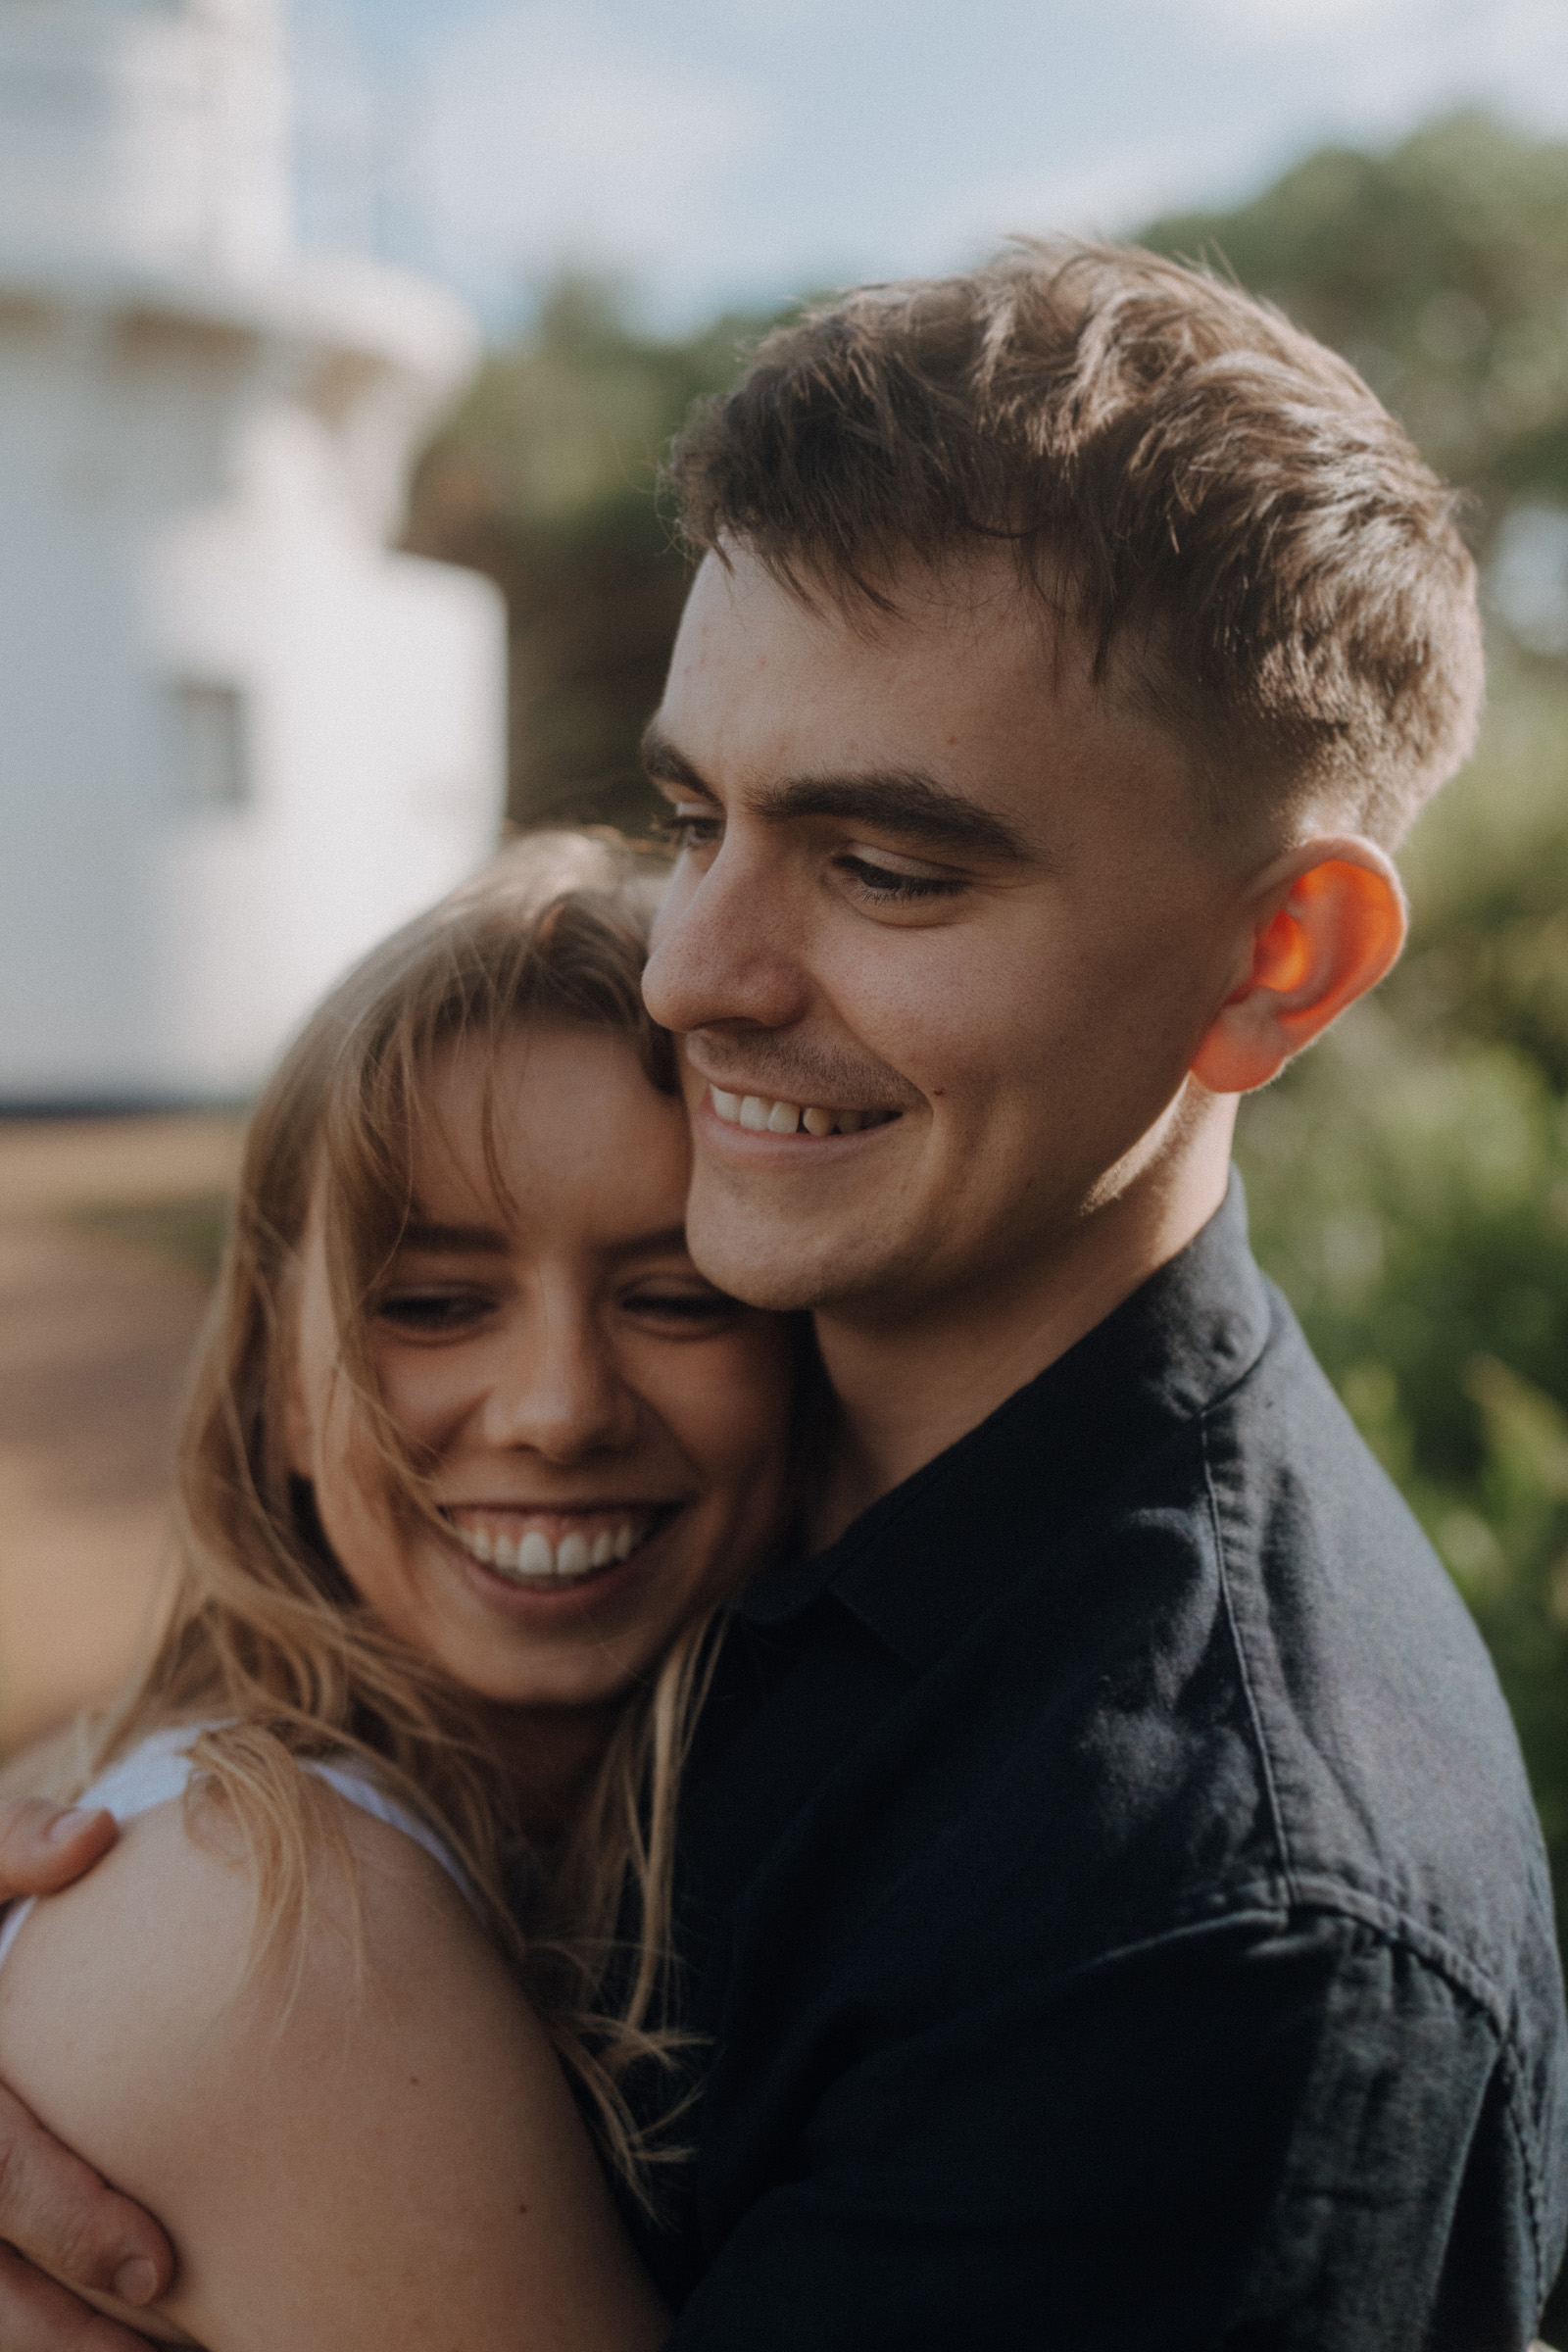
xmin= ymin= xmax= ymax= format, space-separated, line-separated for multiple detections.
xmin=665 ymin=240 xmax=1483 ymax=847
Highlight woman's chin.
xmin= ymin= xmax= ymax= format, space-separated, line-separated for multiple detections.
xmin=399 ymin=1512 xmax=708 ymax=1708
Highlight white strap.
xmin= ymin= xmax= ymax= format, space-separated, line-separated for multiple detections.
xmin=0 ymin=1724 xmax=479 ymax=1976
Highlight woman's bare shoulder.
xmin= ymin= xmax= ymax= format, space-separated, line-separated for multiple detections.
xmin=0 ymin=1788 xmax=264 ymax=2121
xmin=0 ymin=1776 xmax=474 ymax=2073
xmin=0 ymin=1718 xmax=91 ymax=1801
xmin=0 ymin=1788 xmax=472 ymax=2323
xmin=0 ymin=1782 xmax=666 ymax=2352
xmin=0 ymin=1788 xmax=292 ymax=2342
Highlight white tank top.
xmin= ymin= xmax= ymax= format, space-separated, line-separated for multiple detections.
xmin=0 ymin=1721 xmax=478 ymax=1975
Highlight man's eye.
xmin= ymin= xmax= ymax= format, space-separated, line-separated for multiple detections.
xmin=374 ymin=1291 xmax=492 ymax=1334
xmin=653 ymin=808 xmax=723 ymax=853
xmin=836 ymin=853 xmax=966 ymax=903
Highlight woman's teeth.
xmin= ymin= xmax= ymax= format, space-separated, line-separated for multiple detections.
xmin=709 ymin=1087 xmax=897 ymax=1137
xmin=449 ymin=1516 xmax=649 ymax=1586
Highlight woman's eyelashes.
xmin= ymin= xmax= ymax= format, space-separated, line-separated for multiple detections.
xmin=372 ymin=1281 xmax=739 ymax=1338
xmin=374 ymin=1286 xmax=497 ymax=1335
xmin=622 ymin=1284 xmax=742 ymax=1329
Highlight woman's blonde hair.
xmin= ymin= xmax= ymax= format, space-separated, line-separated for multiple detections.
xmin=58 ymin=831 xmax=745 ymax=2192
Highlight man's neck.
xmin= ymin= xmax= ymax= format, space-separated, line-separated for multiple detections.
xmin=808 ymin=1111 xmax=1236 ymax=1550
xmin=486 ymin=1698 xmax=622 ymax=1840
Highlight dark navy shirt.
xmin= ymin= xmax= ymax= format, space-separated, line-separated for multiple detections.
xmin=628 ymin=1178 xmax=1568 ymax=2348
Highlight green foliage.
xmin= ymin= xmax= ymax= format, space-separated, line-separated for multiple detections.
xmin=406 ymin=281 xmax=786 ymax=833
xmin=426 ymin=279 xmax=762 ymax=542
xmin=1142 ymin=111 xmax=1568 ymax=526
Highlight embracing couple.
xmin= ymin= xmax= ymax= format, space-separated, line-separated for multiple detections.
xmin=0 ymin=241 xmax=1563 ymax=2352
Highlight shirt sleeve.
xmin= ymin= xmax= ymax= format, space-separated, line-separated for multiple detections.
xmin=660 ymin=1910 xmax=1549 ymax=2351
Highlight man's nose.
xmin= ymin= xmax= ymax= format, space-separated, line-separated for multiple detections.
xmin=478 ymin=1309 xmax=639 ymax=1462
xmin=644 ymin=836 xmax=811 ymax=1037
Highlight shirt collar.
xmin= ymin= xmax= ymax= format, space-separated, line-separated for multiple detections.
xmin=733 ymin=1170 xmax=1273 ymax=1669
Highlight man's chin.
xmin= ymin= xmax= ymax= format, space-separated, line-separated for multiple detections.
xmin=687 ymin=1231 xmax=828 ymax=1314
xmin=684 ymin=1194 xmax=843 ymax=1315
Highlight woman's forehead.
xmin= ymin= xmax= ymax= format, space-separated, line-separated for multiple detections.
xmin=410 ymin=1023 xmax=691 ymax=1233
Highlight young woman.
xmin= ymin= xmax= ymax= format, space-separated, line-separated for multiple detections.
xmin=0 ymin=832 xmax=799 ymax=2350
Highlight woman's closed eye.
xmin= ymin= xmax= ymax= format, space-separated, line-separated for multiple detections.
xmin=373 ymin=1286 xmax=498 ymax=1336
xmin=622 ymin=1282 xmax=746 ymax=1332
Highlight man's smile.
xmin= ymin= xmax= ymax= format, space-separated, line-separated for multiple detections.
xmin=708 ymin=1085 xmax=903 ymax=1138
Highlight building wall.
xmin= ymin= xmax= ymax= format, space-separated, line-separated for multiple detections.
xmin=0 ymin=0 xmax=289 ymax=281
xmin=0 ymin=302 xmax=214 ymax=1096
xmin=147 ymin=406 xmax=506 ymax=1095
xmin=0 ymin=3 xmax=507 ymax=1103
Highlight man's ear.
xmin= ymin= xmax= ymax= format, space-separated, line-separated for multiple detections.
xmin=1190 ymin=837 xmax=1407 ymax=1096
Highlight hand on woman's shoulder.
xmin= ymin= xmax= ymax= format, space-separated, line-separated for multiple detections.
xmin=0 ymin=1778 xmax=668 ymax=2352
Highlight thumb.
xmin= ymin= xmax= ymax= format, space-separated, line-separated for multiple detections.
xmin=0 ymin=1799 xmax=118 ymax=1900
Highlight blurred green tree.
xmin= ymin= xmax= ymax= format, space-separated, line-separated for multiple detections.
xmin=405 ymin=279 xmax=781 ymax=835
xmin=1142 ymin=110 xmax=1568 ymax=534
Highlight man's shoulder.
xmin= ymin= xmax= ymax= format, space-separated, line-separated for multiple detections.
xmin=701 ymin=1268 xmax=1550 ymax=2014
xmin=1195 ymin=1293 xmax=1545 ymax=1977
xmin=1020 ymin=1286 xmax=1550 ymax=1989
xmin=664 ymin=1233 xmax=1568 ymax=2331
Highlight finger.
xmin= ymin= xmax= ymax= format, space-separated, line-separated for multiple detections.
xmin=0 ymin=2082 xmax=173 ymax=2304
xmin=0 ymin=1803 xmax=118 ymax=1901
xmin=0 ymin=2239 xmax=160 ymax=2352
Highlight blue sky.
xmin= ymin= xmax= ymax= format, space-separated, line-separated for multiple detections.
xmin=289 ymin=0 xmax=1568 ymax=334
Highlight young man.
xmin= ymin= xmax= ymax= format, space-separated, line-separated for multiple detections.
xmin=0 ymin=242 xmax=1564 ymax=2348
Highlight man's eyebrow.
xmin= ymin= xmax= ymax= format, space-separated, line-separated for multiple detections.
xmin=640 ymin=723 xmax=717 ymax=801
xmin=641 ymin=723 xmax=1031 ymax=863
xmin=756 ymin=772 xmax=1031 ymax=863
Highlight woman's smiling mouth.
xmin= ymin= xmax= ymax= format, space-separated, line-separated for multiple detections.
xmin=442 ymin=1505 xmax=673 ymax=1588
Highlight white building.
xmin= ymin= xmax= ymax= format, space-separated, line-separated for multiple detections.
xmin=0 ymin=0 xmax=506 ymax=1102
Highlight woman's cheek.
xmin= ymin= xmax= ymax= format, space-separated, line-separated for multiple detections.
xmin=370 ymin=1343 xmax=438 ymax=1433
xmin=701 ymin=1337 xmax=796 ymax=1489
xmin=373 ymin=1347 xmax=474 ymax=1449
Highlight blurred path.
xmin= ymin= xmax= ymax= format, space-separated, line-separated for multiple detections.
xmin=0 ymin=1117 xmax=243 ymax=1752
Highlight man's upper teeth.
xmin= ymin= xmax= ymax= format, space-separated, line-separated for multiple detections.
xmin=454 ymin=1518 xmax=643 ymax=1583
xmin=710 ymin=1087 xmax=884 ymax=1136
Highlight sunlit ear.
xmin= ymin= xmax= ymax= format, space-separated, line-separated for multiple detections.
xmin=1190 ymin=837 xmax=1407 ymax=1097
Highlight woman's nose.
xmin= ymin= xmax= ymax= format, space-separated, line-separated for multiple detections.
xmin=476 ymin=1311 xmax=639 ymax=1462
